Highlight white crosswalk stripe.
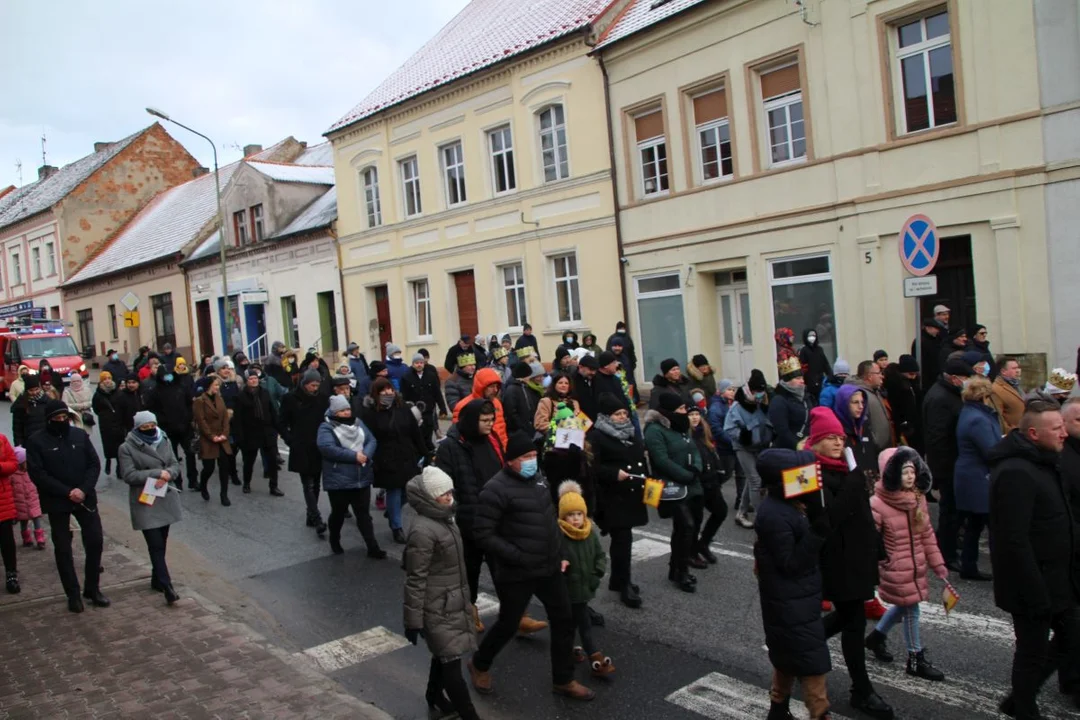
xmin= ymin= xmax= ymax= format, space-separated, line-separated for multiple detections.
xmin=475 ymin=591 xmax=500 ymax=617
xmin=667 ymin=671 xmax=851 ymax=719
xmin=298 ymin=626 xmax=410 ymax=673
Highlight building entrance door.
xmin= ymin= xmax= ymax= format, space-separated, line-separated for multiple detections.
xmin=718 ymin=284 xmax=754 ymax=382
xmin=373 ymin=285 xmax=392 ymax=352
xmin=918 ymin=235 xmax=975 ymax=333
xmin=452 ymin=270 xmax=479 ymax=339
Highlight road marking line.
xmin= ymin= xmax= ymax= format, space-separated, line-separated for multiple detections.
xmin=475 ymin=592 xmax=500 ymax=617
xmin=299 ymin=626 xmax=409 ymax=673
xmin=919 ymin=603 xmax=1015 ymax=645
xmin=631 ymin=537 xmax=671 ymax=563
xmin=667 ymin=671 xmax=850 ymax=719
xmin=633 ymin=529 xmax=754 ymax=561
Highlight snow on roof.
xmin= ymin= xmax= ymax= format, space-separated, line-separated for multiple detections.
xmin=186 ymin=229 xmax=224 ymax=263
xmin=327 ymin=0 xmax=611 ymax=133
xmin=294 ymin=142 xmax=333 ymax=166
xmin=274 ymin=187 xmax=337 ymax=239
xmin=246 ymin=161 xmax=335 ymax=184
xmin=594 ymin=0 xmax=707 ymax=50
xmin=65 ymin=162 xmax=241 ymax=285
xmin=0 ymin=127 xmax=148 ymax=232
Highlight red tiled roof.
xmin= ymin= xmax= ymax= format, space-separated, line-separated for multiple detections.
xmin=327 ymin=0 xmax=612 ymax=134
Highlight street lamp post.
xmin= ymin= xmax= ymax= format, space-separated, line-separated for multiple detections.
xmin=146 ymin=107 xmax=234 ymax=357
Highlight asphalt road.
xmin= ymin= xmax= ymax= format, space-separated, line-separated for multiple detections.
xmin=6 ymin=399 xmax=1077 ymax=720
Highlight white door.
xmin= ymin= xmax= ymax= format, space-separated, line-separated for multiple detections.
xmin=718 ymin=287 xmax=755 ymax=382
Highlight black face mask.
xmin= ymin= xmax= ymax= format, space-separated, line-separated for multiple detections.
xmin=668 ymin=413 xmax=690 ymax=433
xmin=331 ymin=415 xmax=355 ymax=425
xmin=47 ymin=420 xmax=70 ymax=437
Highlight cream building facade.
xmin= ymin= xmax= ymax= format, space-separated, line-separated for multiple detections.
xmin=597 ymin=0 xmax=1077 ymax=384
xmin=327 ymin=0 xmax=624 ymax=369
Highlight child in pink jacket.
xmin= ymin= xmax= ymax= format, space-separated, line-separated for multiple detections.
xmin=10 ymin=447 xmax=44 ymax=550
xmin=864 ymin=446 xmax=948 ymax=682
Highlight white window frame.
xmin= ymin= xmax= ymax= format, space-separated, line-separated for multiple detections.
xmin=499 ymin=262 xmax=527 ymax=330
xmin=440 ymin=141 xmax=467 ymax=208
xmin=637 ymin=136 xmax=669 ymax=198
xmin=410 ymin=278 xmax=432 ymax=339
xmin=31 ymin=246 xmax=41 ymax=280
xmin=634 ymin=272 xmax=683 ymax=300
xmin=538 ymin=104 xmax=569 ymax=183
xmin=696 ymin=117 xmax=733 ymax=184
xmin=766 ymin=252 xmax=836 ymax=353
xmin=234 ymin=209 xmax=249 ymax=245
xmin=763 ymin=89 xmax=806 ymax=168
xmin=399 ymin=156 xmax=422 ymax=218
xmin=488 ymin=126 xmax=516 ymax=195
xmin=551 ymin=253 xmax=581 ymax=324
xmin=11 ymin=251 xmax=21 ymax=286
xmin=45 ymin=241 xmax=56 ymax=276
xmin=362 ymin=166 xmax=382 ymax=228
xmin=893 ymin=10 xmax=955 ymax=135
xmin=251 ymin=204 xmax=265 ymax=242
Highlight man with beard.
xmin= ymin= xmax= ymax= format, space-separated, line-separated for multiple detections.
xmin=280 ymin=370 xmax=330 ymax=535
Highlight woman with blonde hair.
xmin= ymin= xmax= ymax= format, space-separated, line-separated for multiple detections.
xmin=952 ymin=375 xmax=1000 ymax=581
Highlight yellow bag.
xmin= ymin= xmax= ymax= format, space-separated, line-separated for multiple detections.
xmin=643 ymin=477 xmax=664 ymax=508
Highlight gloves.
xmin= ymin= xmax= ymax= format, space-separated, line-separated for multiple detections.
xmin=738 ymin=429 xmax=753 ymax=447
xmin=405 ymin=628 xmax=424 ymax=646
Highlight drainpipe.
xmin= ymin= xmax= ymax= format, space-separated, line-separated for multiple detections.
xmin=594 ymin=51 xmax=632 ymax=328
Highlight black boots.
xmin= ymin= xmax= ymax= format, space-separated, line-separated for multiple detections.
xmin=242 ymin=483 xmax=251 ymax=494
xmin=906 ymin=649 xmax=945 ymax=681
xmin=68 ymin=595 xmax=84 ymax=613
xmin=269 ymin=484 xmax=284 ymax=497
xmin=163 ymin=585 xmax=180 ymax=605
xmin=306 ymin=512 xmax=327 ymax=536
xmin=83 ymin=589 xmax=111 ymax=607
xmin=865 ymin=629 xmax=894 ymax=662
xmin=620 ymin=584 xmax=642 ymax=608
xmin=5 ymin=571 xmax=19 ymax=594
xmin=392 ymin=528 xmax=407 ymax=544
xmin=767 ymin=697 xmax=795 ymax=720
xmin=668 ymin=568 xmax=696 ymax=593
xmin=850 ymin=689 xmax=894 ymax=719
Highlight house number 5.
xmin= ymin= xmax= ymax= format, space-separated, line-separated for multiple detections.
xmin=864 ymin=251 xmax=872 ymax=264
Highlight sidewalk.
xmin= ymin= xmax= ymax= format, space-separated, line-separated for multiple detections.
xmin=0 ymin=520 xmax=392 ymax=719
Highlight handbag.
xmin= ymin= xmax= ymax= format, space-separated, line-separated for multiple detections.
xmin=81 ymin=411 xmax=96 ymax=427
xmin=659 ymin=479 xmax=688 ymax=502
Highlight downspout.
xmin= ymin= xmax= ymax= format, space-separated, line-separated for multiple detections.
xmin=182 ymin=256 xmax=197 ymax=359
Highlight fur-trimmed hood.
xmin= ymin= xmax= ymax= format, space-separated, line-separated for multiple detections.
xmin=643 ymin=408 xmax=670 ymax=429
xmin=878 ymin=446 xmax=932 ymax=493
xmin=686 ymin=363 xmax=706 ymax=382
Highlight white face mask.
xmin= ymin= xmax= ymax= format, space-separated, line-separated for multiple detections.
xmin=807 ymin=333 xmax=817 ymax=344
xmin=391 ymin=353 xmax=402 ymax=361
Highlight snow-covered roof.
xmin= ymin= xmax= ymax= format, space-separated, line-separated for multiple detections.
xmin=275 ymin=187 xmax=337 ymax=238
xmin=65 ymin=162 xmax=241 ymax=285
xmin=327 ymin=0 xmax=611 ymax=133
xmin=594 ymin=0 xmax=707 ymax=50
xmin=294 ymin=142 xmax=333 ymax=166
xmin=186 ymin=229 xmax=224 ymax=263
xmin=247 ymin=161 xmax=335 ymax=185
xmin=0 ymin=127 xmax=147 ymax=232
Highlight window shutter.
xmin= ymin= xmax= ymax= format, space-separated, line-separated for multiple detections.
xmin=693 ymin=89 xmax=727 ymax=124
xmin=634 ymin=111 xmax=665 ymax=142
xmin=760 ymin=63 xmax=800 ymax=100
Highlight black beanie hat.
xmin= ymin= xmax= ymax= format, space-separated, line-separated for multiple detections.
xmin=24 ymin=374 xmax=40 ymax=389
xmin=505 ymin=431 xmax=536 ymax=462
xmin=578 ymin=355 xmax=599 ymax=370
xmin=748 ymin=369 xmax=768 ymax=392
xmin=657 ymin=392 xmax=684 ymax=413
xmin=897 ymin=354 xmax=920 ymax=373
xmin=44 ymin=399 xmax=70 ymax=420
xmin=598 ymin=392 xmax=625 ymax=416
xmin=512 ymin=362 xmax=532 ymax=379
xmin=368 ymin=360 xmax=387 ymax=378
xmin=659 ymin=358 xmax=679 ymax=375
xmin=691 ymin=354 xmax=709 ymax=368
xmin=332 ymin=375 xmax=352 ymax=387
xmin=597 ymin=350 xmax=617 ymax=367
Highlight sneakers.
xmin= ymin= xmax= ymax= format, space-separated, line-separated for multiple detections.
xmin=735 ymin=511 xmax=755 ymax=528
xmin=864 ymin=597 xmax=887 ymax=620
xmin=518 ymin=614 xmax=549 ymax=635
xmin=589 ymin=652 xmax=615 ymax=678
xmin=865 ymin=629 xmax=894 ymax=662
xmin=467 ymin=660 xmax=492 ymax=694
xmin=906 ymin=649 xmax=945 ymax=681
xmin=35 ymin=528 xmax=45 ymax=550
xmin=5 ymin=571 xmax=19 ymax=594
xmin=552 ymin=680 xmax=596 ymax=701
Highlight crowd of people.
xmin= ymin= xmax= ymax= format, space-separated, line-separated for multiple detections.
xmin=1 ymin=311 xmax=1077 ymax=720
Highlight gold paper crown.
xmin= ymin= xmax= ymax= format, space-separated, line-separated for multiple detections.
xmin=492 ymin=347 xmax=510 ymax=361
xmin=1049 ymin=368 xmax=1077 ymax=393
xmin=777 ymin=356 xmax=802 ymax=379
xmin=516 ymin=346 xmax=535 ymax=359
xmin=456 ymin=354 xmax=476 ymax=369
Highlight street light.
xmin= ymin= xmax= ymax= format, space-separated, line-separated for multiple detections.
xmin=146 ymin=107 xmax=234 ymax=356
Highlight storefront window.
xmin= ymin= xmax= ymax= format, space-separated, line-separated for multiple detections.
xmin=769 ymin=254 xmax=837 ymax=362
xmin=635 ymin=273 xmax=687 ymax=385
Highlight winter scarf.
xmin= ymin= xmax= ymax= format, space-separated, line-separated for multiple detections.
xmin=559 ymin=517 xmax=593 ymax=541
xmin=1004 ymin=375 xmax=1020 ymax=389
xmin=780 ymin=380 xmax=806 ymax=400
xmin=814 ymin=451 xmax=850 ymax=473
xmin=330 ymin=418 xmax=367 ymax=451
xmin=593 ymin=413 xmax=635 ymax=444
xmin=876 ymin=483 xmax=929 ymax=534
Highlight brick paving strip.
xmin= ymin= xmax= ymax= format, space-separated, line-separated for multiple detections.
xmin=0 ymin=520 xmax=392 ymax=720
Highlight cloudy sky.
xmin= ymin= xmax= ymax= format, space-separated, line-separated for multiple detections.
xmin=0 ymin=0 xmax=471 ymax=188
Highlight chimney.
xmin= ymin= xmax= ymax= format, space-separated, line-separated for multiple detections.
xmin=192 ymin=166 xmax=209 ymax=178
xmin=37 ymin=165 xmax=58 ymax=181
xmin=243 ymin=144 xmax=263 ymax=158
xmin=93 ymin=141 xmax=113 ymax=153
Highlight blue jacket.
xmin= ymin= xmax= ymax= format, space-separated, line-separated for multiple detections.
xmin=706 ymin=394 xmax=735 ymax=456
xmin=818 ymin=377 xmax=843 ymax=410
xmin=385 ymin=357 xmax=409 ymax=391
xmin=317 ymin=417 xmax=378 ymax=491
xmin=724 ymin=398 xmax=774 ymax=452
xmin=348 ymin=354 xmax=369 ymax=381
xmin=954 ymin=401 xmax=1001 ymax=514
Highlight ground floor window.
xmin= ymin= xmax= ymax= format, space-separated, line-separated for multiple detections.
xmin=635 ymin=273 xmax=687 ymax=383
xmin=281 ymin=295 xmax=300 ymax=348
xmin=768 ymin=254 xmax=837 ymax=362
xmin=150 ymin=292 xmax=176 ymax=350
xmin=76 ymin=309 xmax=94 ymax=352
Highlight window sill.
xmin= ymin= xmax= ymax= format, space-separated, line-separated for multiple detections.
xmin=541 ymin=324 xmax=587 ymax=336
xmin=638 ymin=190 xmax=670 ymax=203
xmin=700 ymin=174 xmax=734 ymax=187
xmin=405 ymin=337 xmax=436 ymax=347
xmin=766 ymin=156 xmax=808 ymax=171
xmin=895 ymin=121 xmax=959 ymax=142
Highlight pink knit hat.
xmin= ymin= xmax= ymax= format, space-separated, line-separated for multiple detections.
xmin=808 ymin=407 xmax=844 ymax=447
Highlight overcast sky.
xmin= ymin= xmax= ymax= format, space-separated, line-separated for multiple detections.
xmin=0 ymin=0 xmax=471 ymax=188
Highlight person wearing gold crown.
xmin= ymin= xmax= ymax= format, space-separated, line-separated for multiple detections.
xmin=1031 ymin=368 xmax=1077 ymax=406
xmin=770 ymin=357 xmax=811 ymax=451
xmin=444 ymin=354 xmax=477 ymax=411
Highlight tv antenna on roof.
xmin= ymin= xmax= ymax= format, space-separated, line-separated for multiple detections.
xmin=14 ymin=159 xmax=22 ymax=186
xmin=41 ymin=132 xmax=47 ymax=166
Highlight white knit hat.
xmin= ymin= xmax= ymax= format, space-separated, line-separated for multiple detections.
xmin=133 ymin=410 xmax=157 ymax=427
xmin=421 ymin=466 xmax=454 ymax=499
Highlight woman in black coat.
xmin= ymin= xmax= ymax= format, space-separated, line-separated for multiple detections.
xmin=233 ymin=371 xmax=281 ymax=496
xmin=807 ymin=406 xmax=893 ymax=719
xmin=361 ymin=377 xmax=425 ymax=544
xmin=588 ymin=392 xmax=648 ymax=608
xmin=92 ymin=373 xmax=126 ymax=477
xmin=687 ymin=406 xmax=728 ymax=566
xmin=279 ymin=371 xmax=330 ymax=535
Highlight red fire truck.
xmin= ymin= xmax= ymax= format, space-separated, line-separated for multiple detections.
xmin=0 ymin=318 xmax=89 ymax=397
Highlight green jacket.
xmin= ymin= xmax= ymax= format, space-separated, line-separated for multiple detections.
xmin=685 ymin=363 xmax=717 ymax=399
xmin=643 ymin=410 xmax=703 ymax=499
xmin=561 ymin=527 xmax=606 ymax=604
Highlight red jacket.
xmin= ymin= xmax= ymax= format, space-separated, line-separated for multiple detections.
xmin=0 ymin=436 xmax=20 ymax=522
xmin=452 ymin=368 xmax=507 ymax=447
xmin=870 ymin=482 xmax=947 ymax=606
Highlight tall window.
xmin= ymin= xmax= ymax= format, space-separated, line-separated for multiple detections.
xmin=501 ymin=263 xmax=527 ymax=328
xmin=251 ymin=204 xmax=265 ymax=242
xmin=761 ymin=63 xmax=805 ymax=167
xmin=539 ymin=105 xmax=569 ymax=182
xmin=400 ymin=156 xmax=422 ymax=217
xmin=11 ymin=251 xmax=22 ymax=285
xmin=31 ymin=247 xmax=41 ymax=280
xmin=693 ymin=88 xmax=733 ymax=183
xmin=233 ymin=209 xmax=249 ymax=245
xmin=281 ymin=295 xmax=300 ymax=348
xmin=769 ymin=254 xmax=837 ymax=361
xmin=45 ymin=241 xmax=56 ymax=276
xmin=151 ymin=292 xmax=176 ymax=349
xmin=635 ymin=273 xmax=687 ymax=385
xmin=488 ymin=126 xmax=516 ymax=194
xmin=108 ymin=304 xmax=118 ymax=339
xmin=362 ymin=167 xmax=382 ymax=228
xmin=552 ymin=253 xmax=581 ymax=323
xmin=894 ymin=9 xmax=956 ymax=134
xmin=634 ymin=110 xmax=668 ymax=197
xmin=77 ymin=309 xmax=94 ymax=351
xmin=441 ymin=142 xmax=467 ymax=207
xmin=411 ymin=279 xmax=432 ymax=337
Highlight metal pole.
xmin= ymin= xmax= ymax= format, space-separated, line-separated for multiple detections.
xmin=915 ymin=294 xmax=922 ymax=390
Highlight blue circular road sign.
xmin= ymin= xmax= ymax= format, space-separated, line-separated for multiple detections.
xmin=898 ymin=213 xmax=939 ymax=277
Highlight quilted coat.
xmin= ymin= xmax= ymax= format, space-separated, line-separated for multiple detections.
xmin=0 ymin=435 xmax=18 ymax=522
xmin=403 ymin=477 xmax=477 ymax=660
xmin=11 ymin=466 xmax=41 ymax=521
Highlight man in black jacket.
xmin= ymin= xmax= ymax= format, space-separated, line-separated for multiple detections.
xmin=11 ymin=375 xmax=48 ymax=446
xmin=501 ymin=362 xmax=540 ymax=435
xmin=445 ymin=334 xmax=484 ymax=374
xmin=923 ymin=358 xmax=971 ymax=570
xmin=990 ymin=402 xmax=1080 ymax=718
xmin=514 ymin=323 xmax=541 ymax=362
xmin=605 ymin=322 xmax=637 ymax=387
xmin=147 ymin=367 xmax=197 ymax=489
xmin=235 ymin=370 xmax=283 ymax=496
xmin=400 ymin=352 xmax=447 ymax=451
xmin=798 ymin=328 xmax=831 ymax=403
xmin=912 ymin=318 xmax=945 ymax=391
xmin=279 ymin=370 xmax=330 ymax=536
xmin=26 ymin=400 xmax=107 ymax=613
xmin=468 ymin=431 xmax=594 ymax=702
xmin=571 ymin=355 xmax=599 ymax=420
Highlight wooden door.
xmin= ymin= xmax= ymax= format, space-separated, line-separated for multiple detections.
xmin=374 ymin=285 xmax=392 ymax=351
xmin=195 ymin=300 xmax=214 ymax=357
xmin=919 ymin=235 xmax=975 ymax=332
xmin=453 ymin=270 xmax=479 ymax=338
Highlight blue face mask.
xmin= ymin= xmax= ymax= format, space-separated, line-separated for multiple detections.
xmin=978 ymin=364 xmax=990 ymax=377
xmin=110 ymin=354 xmax=119 ymax=361
xmin=164 ymin=374 xmax=174 ymax=383
xmin=518 ymin=458 xmax=538 ymax=478
xmin=754 ymin=391 xmax=766 ymax=401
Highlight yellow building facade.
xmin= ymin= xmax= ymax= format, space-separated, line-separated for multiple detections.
xmin=597 ymin=0 xmax=1075 ymax=385
xmin=328 ymin=18 xmax=624 ymax=369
